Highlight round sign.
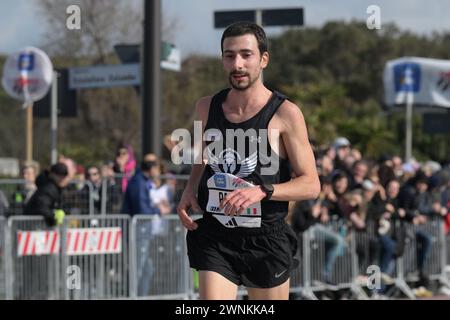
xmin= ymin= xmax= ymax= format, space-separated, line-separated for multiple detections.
xmin=1 ymin=46 xmax=53 ymax=103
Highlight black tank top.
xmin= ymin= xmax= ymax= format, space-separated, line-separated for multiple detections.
xmin=198 ymin=88 xmax=292 ymax=227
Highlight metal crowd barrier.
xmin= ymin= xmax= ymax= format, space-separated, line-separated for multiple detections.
xmin=62 ymin=215 xmax=130 ymax=299
xmin=298 ymin=218 xmax=366 ymax=300
xmin=4 ymin=215 xmax=130 ymax=300
xmin=0 ymin=216 xmax=5 ymax=299
xmin=401 ymin=218 xmax=449 ymax=287
xmin=5 ymin=216 xmax=62 ymax=300
xmin=130 ymin=214 xmax=191 ymax=300
xmin=1 ymin=213 xmax=449 ymax=300
xmin=289 ymin=232 xmax=305 ymax=297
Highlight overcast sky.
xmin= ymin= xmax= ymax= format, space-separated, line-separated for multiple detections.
xmin=0 ymin=0 xmax=449 ymax=57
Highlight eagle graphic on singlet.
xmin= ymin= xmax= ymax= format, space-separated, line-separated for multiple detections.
xmin=207 ymin=147 xmax=257 ymax=178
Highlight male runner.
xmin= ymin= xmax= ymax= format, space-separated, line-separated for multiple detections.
xmin=177 ymin=22 xmax=320 ymax=300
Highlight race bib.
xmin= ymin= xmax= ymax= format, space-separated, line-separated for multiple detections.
xmin=206 ymin=173 xmax=262 ymax=228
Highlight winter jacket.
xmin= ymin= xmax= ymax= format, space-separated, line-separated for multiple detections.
xmin=24 ymin=171 xmax=63 ymax=227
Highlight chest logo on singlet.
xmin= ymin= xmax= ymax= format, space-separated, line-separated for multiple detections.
xmin=207 ymin=147 xmax=257 ymax=178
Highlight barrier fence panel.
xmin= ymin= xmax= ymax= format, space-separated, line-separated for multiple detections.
xmin=289 ymin=232 xmax=304 ymax=296
xmin=402 ymin=218 xmax=445 ymax=282
xmin=0 ymin=217 xmax=5 ymax=299
xmin=308 ymin=218 xmax=354 ymax=292
xmin=5 ymin=215 xmax=130 ymax=300
xmin=61 ymin=215 xmax=130 ymax=300
xmin=353 ymin=221 xmax=379 ymax=277
xmin=130 ymin=214 xmax=190 ymax=300
xmin=7 ymin=216 xmax=63 ymax=300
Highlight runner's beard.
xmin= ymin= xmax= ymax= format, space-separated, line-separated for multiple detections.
xmin=229 ymin=72 xmax=258 ymax=91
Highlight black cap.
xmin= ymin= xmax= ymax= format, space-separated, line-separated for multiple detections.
xmin=50 ymin=163 xmax=68 ymax=177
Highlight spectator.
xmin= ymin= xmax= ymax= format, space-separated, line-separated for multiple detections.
xmin=349 ymin=160 xmax=369 ymax=191
xmin=122 ymin=160 xmax=170 ymax=297
xmin=113 ymin=142 xmax=137 ymax=193
xmin=82 ymin=166 xmax=102 ymax=213
xmin=392 ymin=155 xmax=404 ymax=179
xmin=325 ymin=170 xmax=350 ymax=220
xmin=317 ymin=154 xmax=334 ymax=180
xmin=58 ymin=155 xmax=76 ymax=180
xmin=101 ymin=161 xmax=116 ymax=184
xmin=378 ymin=155 xmax=396 ymax=188
xmin=10 ymin=162 xmax=38 ymax=216
xmin=399 ymin=171 xmax=435 ymax=293
xmin=144 ymin=154 xmax=175 ymax=214
xmin=122 ymin=160 xmax=170 ymax=216
xmin=332 ymin=137 xmax=351 ymax=174
xmin=99 ymin=161 xmax=122 ymax=214
xmin=367 ymin=179 xmax=407 ymax=288
xmin=24 ymin=163 xmax=70 ymax=227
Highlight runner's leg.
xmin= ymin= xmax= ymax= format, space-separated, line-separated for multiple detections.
xmin=199 ymin=271 xmax=239 ymax=300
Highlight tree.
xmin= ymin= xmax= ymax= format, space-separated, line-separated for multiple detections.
xmin=265 ymin=21 xmax=450 ymax=163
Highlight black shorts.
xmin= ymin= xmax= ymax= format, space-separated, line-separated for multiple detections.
xmin=186 ymin=214 xmax=299 ymax=288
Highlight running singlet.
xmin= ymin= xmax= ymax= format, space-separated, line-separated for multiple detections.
xmin=198 ymin=88 xmax=292 ymax=228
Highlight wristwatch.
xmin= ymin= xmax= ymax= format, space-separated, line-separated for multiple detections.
xmin=260 ymin=184 xmax=274 ymax=201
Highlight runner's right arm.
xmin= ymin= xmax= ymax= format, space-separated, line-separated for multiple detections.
xmin=177 ymin=96 xmax=212 ymax=230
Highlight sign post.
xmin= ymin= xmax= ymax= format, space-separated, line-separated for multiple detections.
xmin=26 ymin=105 xmax=33 ymax=162
xmin=51 ymin=71 xmax=58 ymax=164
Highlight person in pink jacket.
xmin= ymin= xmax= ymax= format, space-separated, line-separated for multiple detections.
xmin=113 ymin=142 xmax=137 ymax=193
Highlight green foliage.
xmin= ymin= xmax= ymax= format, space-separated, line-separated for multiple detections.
xmin=266 ymin=21 xmax=449 ymax=162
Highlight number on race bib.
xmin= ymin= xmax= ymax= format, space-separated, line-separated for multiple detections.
xmin=218 ymin=192 xmax=228 ymax=203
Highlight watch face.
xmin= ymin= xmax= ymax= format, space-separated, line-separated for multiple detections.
xmin=262 ymin=184 xmax=273 ymax=199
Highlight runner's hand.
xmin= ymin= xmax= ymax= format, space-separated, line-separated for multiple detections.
xmin=177 ymin=189 xmax=201 ymax=230
xmin=220 ymin=186 xmax=266 ymax=216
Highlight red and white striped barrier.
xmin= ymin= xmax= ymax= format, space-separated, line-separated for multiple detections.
xmin=17 ymin=228 xmax=122 ymax=257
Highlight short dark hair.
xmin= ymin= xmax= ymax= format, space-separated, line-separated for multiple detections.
xmin=141 ymin=161 xmax=157 ymax=172
xmin=221 ymin=21 xmax=268 ymax=56
xmin=331 ymin=170 xmax=348 ymax=184
xmin=50 ymin=163 xmax=68 ymax=177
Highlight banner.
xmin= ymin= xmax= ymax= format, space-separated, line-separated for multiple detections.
xmin=17 ymin=228 xmax=122 ymax=256
xmin=383 ymin=56 xmax=450 ymax=108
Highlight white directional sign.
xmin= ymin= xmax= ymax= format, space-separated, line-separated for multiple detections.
xmin=69 ymin=64 xmax=140 ymax=90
